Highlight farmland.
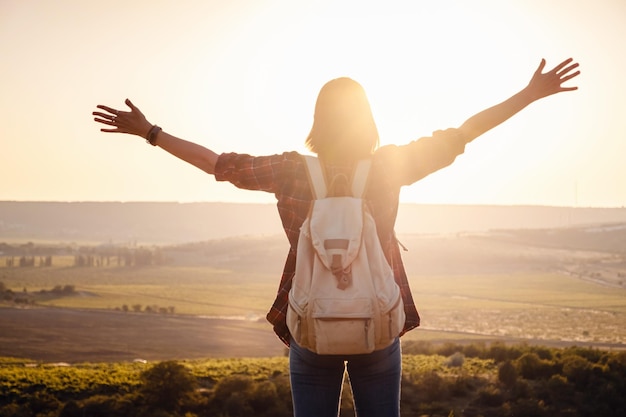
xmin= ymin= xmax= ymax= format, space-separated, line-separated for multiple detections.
xmin=1 ymin=219 xmax=625 ymax=416
xmin=1 ymin=225 xmax=625 ymax=362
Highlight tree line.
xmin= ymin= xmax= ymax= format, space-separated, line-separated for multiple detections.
xmin=4 ymin=255 xmax=53 ymax=267
xmin=1 ymin=241 xmax=166 ymax=268
xmin=0 ymin=282 xmax=76 ymax=305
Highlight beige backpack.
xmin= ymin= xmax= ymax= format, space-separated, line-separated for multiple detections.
xmin=286 ymin=156 xmax=405 ymax=354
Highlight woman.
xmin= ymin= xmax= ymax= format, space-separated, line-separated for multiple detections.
xmin=93 ymin=58 xmax=579 ymax=417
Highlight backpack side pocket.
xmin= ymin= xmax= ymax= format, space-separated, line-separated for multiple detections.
xmin=287 ymin=294 xmax=308 ymax=348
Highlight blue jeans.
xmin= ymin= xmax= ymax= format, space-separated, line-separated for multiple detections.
xmin=289 ymin=338 xmax=402 ymax=417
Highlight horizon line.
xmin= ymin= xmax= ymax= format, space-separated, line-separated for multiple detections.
xmin=0 ymin=200 xmax=625 ymax=210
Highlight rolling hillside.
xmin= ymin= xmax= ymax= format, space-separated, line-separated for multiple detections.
xmin=1 ymin=201 xmax=625 ymax=244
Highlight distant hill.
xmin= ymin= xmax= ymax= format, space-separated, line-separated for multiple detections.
xmin=1 ymin=201 xmax=625 ymax=244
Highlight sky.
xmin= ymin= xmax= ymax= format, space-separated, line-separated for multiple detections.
xmin=1 ymin=0 xmax=625 ymax=207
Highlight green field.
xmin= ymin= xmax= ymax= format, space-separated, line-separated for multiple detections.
xmin=1 ymin=232 xmax=625 ymax=348
xmin=0 ymin=262 xmax=277 ymax=317
xmin=2 ymin=260 xmax=625 ymax=347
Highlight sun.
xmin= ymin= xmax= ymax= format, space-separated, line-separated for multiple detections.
xmin=180 ymin=1 xmax=574 ymax=205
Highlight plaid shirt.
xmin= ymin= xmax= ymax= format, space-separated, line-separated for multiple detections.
xmin=215 ymin=128 xmax=467 ymax=346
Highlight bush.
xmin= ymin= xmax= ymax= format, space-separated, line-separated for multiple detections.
xmin=140 ymin=361 xmax=197 ymax=412
xmin=224 ymin=391 xmax=253 ymax=417
xmin=561 ymin=355 xmax=591 ymax=388
xmin=462 ymin=342 xmax=486 ymax=359
xmin=498 ymin=360 xmax=518 ymax=389
xmin=249 ymin=380 xmax=278 ymax=413
xmin=418 ymin=372 xmax=449 ymax=403
xmin=472 ymin=386 xmax=504 ymax=408
xmin=0 ymin=403 xmax=30 ymax=417
xmin=80 ymin=395 xmax=123 ymax=417
xmin=516 ymin=353 xmax=553 ymax=380
xmin=448 ymin=375 xmax=476 ymax=397
xmin=562 ymin=346 xmax=603 ymax=363
xmin=507 ymin=398 xmax=548 ymax=417
xmin=546 ymin=374 xmax=575 ymax=406
xmin=530 ymin=346 xmax=554 ymax=361
xmin=401 ymin=340 xmax=434 ymax=355
xmin=445 ymin=352 xmax=465 ymax=368
xmin=209 ymin=375 xmax=254 ymax=414
xmin=28 ymin=391 xmax=61 ymax=415
xmin=488 ymin=342 xmax=524 ymax=363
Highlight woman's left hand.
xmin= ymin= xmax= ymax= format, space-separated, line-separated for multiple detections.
xmin=93 ymin=99 xmax=153 ymax=139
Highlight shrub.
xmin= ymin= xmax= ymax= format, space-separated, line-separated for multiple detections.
xmin=488 ymin=342 xmax=524 ymax=363
xmin=0 ymin=403 xmax=30 ymax=417
xmin=140 ymin=361 xmax=197 ymax=412
xmin=507 ymin=398 xmax=548 ymax=417
xmin=472 ymin=386 xmax=504 ymax=408
xmin=80 ymin=395 xmax=123 ymax=417
xmin=561 ymin=355 xmax=591 ymax=388
xmin=248 ymin=380 xmax=278 ymax=413
xmin=445 ymin=352 xmax=465 ymax=368
xmin=530 ymin=346 xmax=553 ymax=361
xmin=462 ymin=342 xmax=486 ymax=359
xmin=498 ymin=360 xmax=518 ymax=389
xmin=58 ymin=400 xmax=81 ymax=417
xmin=28 ymin=391 xmax=61 ymax=415
xmin=546 ymin=374 xmax=575 ymax=406
xmin=209 ymin=375 xmax=254 ymax=414
xmin=401 ymin=340 xmax=434 ymax=355
xmin=437 ymin=342 xmax=463 ymax=358
xmin=606 ymin=351 xmax=626 ymax=374
xmin=562 ymin=346 xmax=603 ymax=363
xmin=224 ymin=391 xmax=253 ymax=417
xmin=418 ymin=371 xmax=449 ymax=402
xmin=516 ymin=353 xmax=553 ymax=380
xmin=448 ymin=375 xmax=476 ymax=397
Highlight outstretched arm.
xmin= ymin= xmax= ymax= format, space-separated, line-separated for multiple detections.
xmin=459 ymin=58 xmax=580 ymax=143
xmin=92 ymin=99 xmax=219 ymax=175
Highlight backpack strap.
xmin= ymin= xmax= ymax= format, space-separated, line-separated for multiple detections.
xmin=351 ymin=159 xmax=371 ymax=198
xmin=303 ymin=155 xmax=327 ymax=199
xmin=303 ymin=155 xmax=372 ymax=199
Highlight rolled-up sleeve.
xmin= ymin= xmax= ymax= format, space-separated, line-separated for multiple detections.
xmin=214 ymin=153 xmax=279 ymax=193
xmin=378 ymin=128 xmax=468 ymax=186
xmin=214 ymin=152 xmax=301 ymax=194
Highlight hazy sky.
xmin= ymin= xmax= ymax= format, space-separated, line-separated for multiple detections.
xmin=1 ymin=0 xmax=624 ymax=207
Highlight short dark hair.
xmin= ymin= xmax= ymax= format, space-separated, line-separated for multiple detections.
xmin=305 ymin=78 xmax=379 ymax=161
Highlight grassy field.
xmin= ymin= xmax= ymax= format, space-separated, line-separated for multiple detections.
xmin=0 ymin=262 xmax=278 ymax=317
xmin=1 ymin=231 xmax=625 ymax=361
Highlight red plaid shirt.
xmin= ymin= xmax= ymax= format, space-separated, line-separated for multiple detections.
xmin=215 ymin=128 xmax=467 ymax=346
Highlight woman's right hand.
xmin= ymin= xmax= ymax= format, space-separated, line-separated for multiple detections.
xmin=93 ymin=99 xmax=153 ymax=138
xmin=524 ymin=58 xmax=580 ymax=102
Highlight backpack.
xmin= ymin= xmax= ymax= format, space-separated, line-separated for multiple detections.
xmin=286 ymin=155 xmax=405 ymax=355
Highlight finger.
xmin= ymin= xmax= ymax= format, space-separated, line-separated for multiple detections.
xmin=551 ymin=58 xmax=575 ymax=74
xmin=96 ymin=104 xmax=120 ymax=115
xmin=534 ymin=58 xmax=546 ymax=75
xmin=93 ymin=113 xmax=117 ymax=127
xmin=560 ymin=71 xmax=580 ymax=84
xmin=93 ymin=117 xmax=116 ymax=126
xmin=558 ymin=62 xmax=580 ymax=76
xmin=99 ymin=124 xmax=128 ymax=132
xmin=92 ymin=111 xmax=115 ymax=119
xmin=125 ymin=98 xmax=145 ymax=117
